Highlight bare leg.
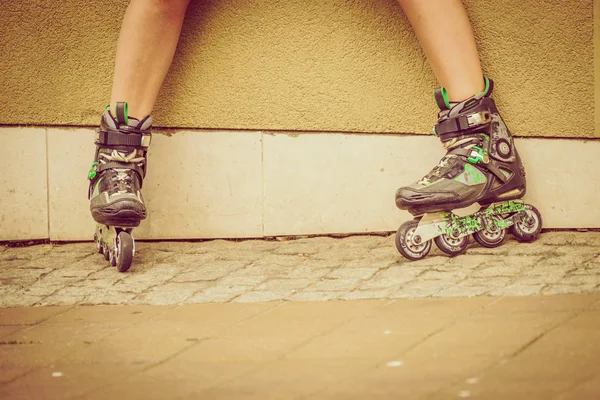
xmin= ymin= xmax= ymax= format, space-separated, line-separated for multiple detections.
xmin=110 ymin=0 xmax=190 ymax=117
xmin=396 ymin=0 xmax=484 ymax=101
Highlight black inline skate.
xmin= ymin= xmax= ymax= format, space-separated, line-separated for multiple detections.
xmin=395 ymin=78 xmax=542 ymax=260
xmin=88 ymin=102 xmax=152 ymax=271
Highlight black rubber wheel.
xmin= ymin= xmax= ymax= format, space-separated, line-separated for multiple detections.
xmin=434 ymin=233 xmax=469 ymax=257
xmin=395 ymin=219 xmax=432 ymax=261
xmin=511 ymin=204 xmax=543 ymax=242
xmin=109 ymin=248 xmax=117 ymax=267
xmin=473 ymin=216 xmax=506 ymax=248
xmin=116 ymin=231 xmax=134 ymax=273
xmin=96 ymin=237 xmax=103 ymax=254
xmin=102 ymin=244 xmax=110 ymax=261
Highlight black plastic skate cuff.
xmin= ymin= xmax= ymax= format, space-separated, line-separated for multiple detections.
xmin=434 ymin=88 xmax=449 ymax=111
xmin=96 ymin=129 xmax=151 ymax=148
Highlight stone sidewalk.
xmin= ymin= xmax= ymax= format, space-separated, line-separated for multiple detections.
xmin=1 ymin=232 xmax=599 ymax=307
xmin=0 ymin=295 xmax=599 ymax=399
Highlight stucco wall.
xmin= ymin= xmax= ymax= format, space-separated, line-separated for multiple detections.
xmin=0 ymin=0 xmax=595 ymax=137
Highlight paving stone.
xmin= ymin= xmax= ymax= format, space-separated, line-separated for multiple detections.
xmin=543 ymin=285 xmax=597 ymax=295
xmin=0 ymin=232 xmax=598 ymax=306
xmin=326 ymin=267 xmax=380 ymax=280
xmin=420 ymin=269 xmax=470 ymax=281
xmin=272 ymin=241 xmax=325 ymax=256
xmin=389 ymin=280 xmax=452 ymax=298
xmin=286 ymin=291 xmax=343 ymax=302
xmin=184 ymin=286 xmax=252 ymax=303
xmin=359 ymin=266 xmax=423 ymax=290
xmin=218 ymin=275 xmax=268 ymax=286
xmin=131 ymin=282 xmax=211 ymax=305
xmin=80 ymin=290 xmax=138 ymax=305
xmin=235 ymin=291 xmax=294 ymax=303
xmin=256 ymin=279 xmax=314 ymax=291
xmin=274 ymin=264 xmax=333 ymax=279
xmin=436 ymin=285 xmax=493 ymax=298
xmin=488 ymin=284 xmax=545 ymax=297
xmin=0 ymin=293 xmax=41 ymax=307
xmin=171 ymin=260 xmax=248 ymax=283
xmin=305 ymin=278 xmax=361 ymax=292
xmin=338 ymin=289 xmax=394 ymax=301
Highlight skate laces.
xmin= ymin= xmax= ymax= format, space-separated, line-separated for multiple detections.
xmin=99 ymin=149 xmax=145 ymax=165
xmin=99 ymin=150 xmax=145 ymax=194
xmin=418 ymin=137 xmax=480 ymax=185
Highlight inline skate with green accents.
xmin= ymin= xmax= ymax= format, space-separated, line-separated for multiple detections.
xmin=87 ymin=102 xmax=152 ymax=272
xmin=394 ymin=78 xmax=542 ymax=260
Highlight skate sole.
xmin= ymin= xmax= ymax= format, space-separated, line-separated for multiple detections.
xmin=91 ymin=209 xmax=144 ymax=228
xmin=397 ymin=187 xmax=526 ymax=216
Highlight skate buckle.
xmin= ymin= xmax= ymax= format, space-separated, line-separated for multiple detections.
xmin=141 ymin=134 xmax=152 ymax=147
xmin=467 ymin=146 xmax=488 ymax=164
xmin=466 ymin=111 xmax=491 ymax=127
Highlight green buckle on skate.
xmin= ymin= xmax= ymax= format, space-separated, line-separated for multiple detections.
xmin=88 ymin=162 xmax=99 ymax=180
xmin=467 ymin=146 xmax=487 ymax=164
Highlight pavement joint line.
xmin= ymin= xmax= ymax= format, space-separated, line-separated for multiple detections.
xmin=299 ymin=297 xmax=499 ymax=400
xmin=110 ymin=301 xmax=290 ymax=397
xmin=33 ymin=268 xmax=101 ymax=307
xmin=429 ymin=299 xmax=600 ymax=399
xmin=201 ymin=299 xmax=393 ymax=398
xmin=1 ymin=304 xmax=182 ymax=389
xmin=77 ymin=338 xmax=212 ymax=400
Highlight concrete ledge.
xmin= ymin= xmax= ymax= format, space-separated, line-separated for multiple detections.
xmin=0 ymin=127 xmax=599 ymax=241
xmin=0 ymin=128 xmax=48 ymax=240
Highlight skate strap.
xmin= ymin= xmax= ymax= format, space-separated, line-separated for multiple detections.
xmin=435 ymin=111 xmax=491 ymax=137
xmin=96 ymin=129 xmax=151 ymax=148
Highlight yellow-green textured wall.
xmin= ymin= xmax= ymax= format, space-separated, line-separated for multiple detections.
xmin=0 ymin=0 xmax=595 ymax=137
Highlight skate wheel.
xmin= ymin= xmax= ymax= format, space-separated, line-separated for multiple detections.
xmin=511 ymin=204 xmax=542 ymax=242
xmin=116 ymin=231 xmax=134 ymax=273
xmin=102 ymin=244 xmax=110 ymax=261
xmin=473 ymin=216 xmax=506 ymax=248
xmin=434 ymin=233 xmax=469 ymax=257
xmin=109 ymin=248 xmax=117 ymax=267
xmin=395 ymin=219 xmax=431 ymax=261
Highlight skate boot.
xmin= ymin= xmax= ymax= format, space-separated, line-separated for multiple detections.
xmin=88 ymin=102 xmax=152 ymax=272
xmin=394 ymin=78 xmax=542 ymax=260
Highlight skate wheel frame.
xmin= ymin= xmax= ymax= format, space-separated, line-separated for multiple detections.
xmin=395 ymin=200 xmax=543 ymax=261
xmin=94 ymin=224 xmax=136 ymax=272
